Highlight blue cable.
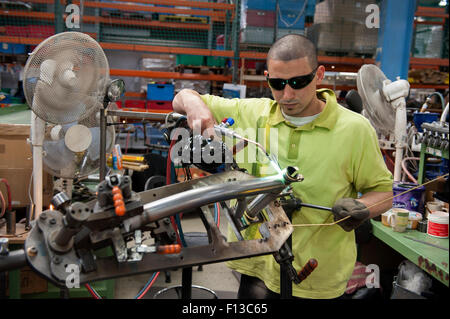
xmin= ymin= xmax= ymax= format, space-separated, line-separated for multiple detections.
xmin=134 ymin=272 xmax=157 ymax=299
xmin=175 ymin=214 xmax=187 ymax=247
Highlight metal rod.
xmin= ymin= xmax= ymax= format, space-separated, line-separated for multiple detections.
xmin=99 ymin=107 xmax=107 ymax=182
xmin=300 ymin=203 xmax=332 ymax=211
xmin=124 ymin=173 xmax=289 ymax=232
xmin=107 ymin=110 xmax=184 ymax=121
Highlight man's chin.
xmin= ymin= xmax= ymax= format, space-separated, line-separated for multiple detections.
xmin=282 ymin=105 xmax=300 ymax=116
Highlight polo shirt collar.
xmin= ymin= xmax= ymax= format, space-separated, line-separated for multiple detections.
xmin=267 ymin=88 xmax=339 ymax=130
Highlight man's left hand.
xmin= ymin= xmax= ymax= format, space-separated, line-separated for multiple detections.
xmin=331 ymin=198 xmax=370 ymax=232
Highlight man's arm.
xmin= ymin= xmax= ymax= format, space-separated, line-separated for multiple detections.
xmin=172 ymin=89 xmax=216 ymax=132
xmin=357 ymin=191 xmax=392 ymax=219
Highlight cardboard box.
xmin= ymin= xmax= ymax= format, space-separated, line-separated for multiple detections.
xmin=0 ymin=124 xmax=53 ymax=208
xmin=6 ymin=266 xmax=48 ymax=295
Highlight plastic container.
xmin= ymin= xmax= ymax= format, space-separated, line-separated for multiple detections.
xmin=124 ymin=100 xmax=146 ymax=109
xmin=176 ymin=54 xmax=204 ymax=66
xmin=147 ymin=83 xmax=174 ymax=101
xmin=427 ymin=211 xmax=449 ymax=238
xmin=147 ymin=100 xmax=173 ymax=110
xmin=392 ymin=182 xmax=425 ymax=213
xmin=407 ymin=212 xmax=422 ymax=230
xmin=425 ymin=201 xmax=444 ymax=218
xmin=413 ymin=112 xmax=439 ymax=133
xmin=243 ymin=0 xmax=276 ymax=11
xmin=246 ymin=9 xmax=276 ymax=27
xmin=240 ymin=26 xmax=274 ymax=45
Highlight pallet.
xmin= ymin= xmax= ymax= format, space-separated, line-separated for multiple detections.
xmin=239 ymin=43 xmax=271 ymax=53
xmin=159 ymin=15 xmax=208 ymax=24
xmin=318 ymin=50 xmax=375 ymax=58
xmin=175 ymin=64 xmax=228 ymax=75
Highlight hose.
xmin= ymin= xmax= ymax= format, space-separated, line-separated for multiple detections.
xmin=0 ymin=190 xmax=5 ymax=219
xmin=441 ymin=103 xmax=449 ymax=123
xmin=0 ymin=178 xmax=12 ymax=212
xmin=401 ymin=157 xmax=420 ymax=184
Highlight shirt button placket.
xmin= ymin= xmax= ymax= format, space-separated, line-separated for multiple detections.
xmin=287 ymin=130 xmax=301 ymax=160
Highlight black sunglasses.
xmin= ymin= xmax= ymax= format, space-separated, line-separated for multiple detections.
xmin=266 ymin=67 xmax=318 ymax=91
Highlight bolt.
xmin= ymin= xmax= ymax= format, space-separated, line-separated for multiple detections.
xmin=53 ymin=256 xmax=61 ymax=264
xmin=27 ymin=246 xmax=38 ymax=257
xmin=49 ymin=218 xmax=56 ymax=225
xmin=39 ymin=213 xmax=47 ymax=220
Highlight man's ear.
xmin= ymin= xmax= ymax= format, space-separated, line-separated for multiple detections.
xmin=264 ymin=70 xmax=268 ymax=77
xmin=316 ymin=65 xmax=326 ymax=85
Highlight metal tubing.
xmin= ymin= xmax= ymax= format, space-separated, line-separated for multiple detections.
xmin=6 ymin=210 xmax=16 ymax=235
xmin=126 ymin=173 xmax=288 ymax=231
xmin=0 ymin=250 xmax=27 ymax=272
xmin=100 ymin=107 xmax=107 ymax=182
xmin=299 ymin=203 xmax=332 ymax=212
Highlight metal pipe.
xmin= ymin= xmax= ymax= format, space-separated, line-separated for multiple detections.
xmin=0 ymin=250 xmax=27 ymax=272
xmin=124 ymin=172 xmax=292 ymax=232
xmin=99 ymin=107 xmax=107 ymax=182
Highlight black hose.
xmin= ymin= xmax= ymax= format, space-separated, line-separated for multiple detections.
xmin=0 ymin=249 xmax=27 ymax=272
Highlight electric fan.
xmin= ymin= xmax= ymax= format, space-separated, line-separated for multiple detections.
xmin=356 ymin=64 xmax=410 ymax=181
xmin=23 ymin=32 xmax=114 ymax=216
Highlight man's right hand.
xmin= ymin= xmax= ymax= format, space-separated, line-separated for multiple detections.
xmin=172 ymin=89 xmax=216 ymax=135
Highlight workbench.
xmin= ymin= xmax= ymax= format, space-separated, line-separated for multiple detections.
xmin=371 ymin=220 xmax=449 ymax=287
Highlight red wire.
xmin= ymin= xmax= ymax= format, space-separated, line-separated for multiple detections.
xmin=136 ymin=271 xmax=160 ymax=300
xmin=84 ymin=283 xmax=101 ymax=299
xmin=216 ymin=202 xmax=220 ymax=228
xmin=0 ymin=178 xmax=12 ymax=211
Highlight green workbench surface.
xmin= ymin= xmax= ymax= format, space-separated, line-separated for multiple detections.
xmin=0 ymin=104 xmax=31 ymax=124
xmin=22 ymin=280 xmax=115 ymax=299
xmin=371 ymin=220 xmax=449 ymax=286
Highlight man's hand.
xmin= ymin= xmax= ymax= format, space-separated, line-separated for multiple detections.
xmin=172 ymin=89 xmax=216 ymax=134
xmin=331 ymin=198 xmax=370 ymax=232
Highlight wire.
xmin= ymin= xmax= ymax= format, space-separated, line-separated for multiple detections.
xmin=0 ymin=189 xmax=6 ymax=219
xmin=214 ymin=202 xmax=220 ymax=228
xmin=401 ymin=157 xmax=420 ymax=183
xmin=0 ymin=178 xmax=12 ymax=212
xmin=84 ymin=283 xmax=101 ymax=299
xmin=292 ymin=173 xmax=449 ymax=228
xmin=135 ymin=271 xmax=160 ymax=300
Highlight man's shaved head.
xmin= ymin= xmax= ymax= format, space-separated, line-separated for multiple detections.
xmin=267 ymin=34 xmax=317 ymax=70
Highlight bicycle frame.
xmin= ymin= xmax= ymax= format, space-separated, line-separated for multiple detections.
xmin=2 ymin=166 xmax=303 ymax=288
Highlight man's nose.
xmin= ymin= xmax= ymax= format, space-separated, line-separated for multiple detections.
xmin=282 ymin=85 xmax=296 ymax=100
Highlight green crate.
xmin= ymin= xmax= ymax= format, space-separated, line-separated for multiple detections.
xmin=206 ymin=56 xmax=226 ymax=67
xmin=176 ymin=54 xmax=204 ymax=66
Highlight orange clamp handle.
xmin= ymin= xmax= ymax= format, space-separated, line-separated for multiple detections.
xmin=157 ymin=244 xmax=182 ymax=255
xmin=297 ymin=258 xmax=318 ymax=282
xmin=112 ymin=186 xmax=126 ymax=216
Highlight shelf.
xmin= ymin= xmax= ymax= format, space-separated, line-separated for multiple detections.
xmin=72 ymin=0 xmax=234 ymax=20
xmin=0 ymin=36 xmax=234 ymax=58
xmin=110 ymin=68 xmax=231 ymax=82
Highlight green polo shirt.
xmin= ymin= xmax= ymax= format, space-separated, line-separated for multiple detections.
xmin=200 ymin=89 xmax=393 ymax=299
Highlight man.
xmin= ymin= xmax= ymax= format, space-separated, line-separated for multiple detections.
xmin=172 ymin=34 xmax=393 ymax=299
